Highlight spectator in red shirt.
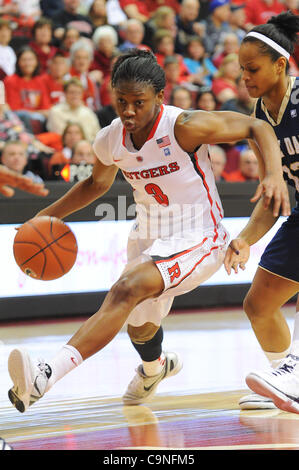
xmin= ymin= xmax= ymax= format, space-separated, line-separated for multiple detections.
xmin=90 ymin=25 xmax=119 ymax=83
xmin=41 ymin=53 xmax=70 ymax=105
xmin=119 ymin=0 xmax=150 ymax=22
xmin=4 ymin=47 xmax=51 ymax=133
xmin=226 ymin=148 xmax=259 ymax=182
xmin=146 ymin=0 xmax=180 ymax=16
xmin=283 ymin=0 xmax=299 ymax=68
xmin=244 ymin=0 xmax=285 ymax=30
xmin=29 ymin=17 xmax=58 ymax=73
xmin=68 ymin=38 xmax=100 ymax=110
xmin=212 ymin=52 xmax=240 ymax=105
xmin=163 ymin=55 xmax=189 ymax=104
xmin=154 ymin=29 xmax=190 ymax=82
xmin=0 ymin=0 xmax=20 ymax=15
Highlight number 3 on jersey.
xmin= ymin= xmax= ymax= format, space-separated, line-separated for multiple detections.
xmin=145 ymin=183 xmax=169 ymax=206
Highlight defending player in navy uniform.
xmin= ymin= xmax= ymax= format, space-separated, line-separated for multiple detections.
xmin=224 ymin=11 xmax=299 ymax=413
xmin=6 ymin=49 xmax=289 ymax=413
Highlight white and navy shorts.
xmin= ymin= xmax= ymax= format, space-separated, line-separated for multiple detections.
xmin=123 ymin=223 xmax=229 ymax=327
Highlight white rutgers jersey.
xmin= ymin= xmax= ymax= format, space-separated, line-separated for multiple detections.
xmin=93 ymin=105 xmax=224 ymax=250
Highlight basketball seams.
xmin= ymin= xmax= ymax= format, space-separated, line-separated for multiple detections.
xmin=27 ymin=219 xmax=68 ymax=275
xmin=14 ymin=242 xmax=47 ymax=278
xmin=49 ymin=218 xmax=77 ymax=253
xmin=14 ymin=217 xmax=78 ymax=280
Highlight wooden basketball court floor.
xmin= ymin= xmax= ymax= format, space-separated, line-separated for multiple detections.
xmin=1 ymin=303 xmax=299 ymax=452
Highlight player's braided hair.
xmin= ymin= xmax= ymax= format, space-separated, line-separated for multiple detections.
xmin=242 ymin=11 xmax=299 ymax=71
xmin=111 ymin=48 xmax=166 ymax=93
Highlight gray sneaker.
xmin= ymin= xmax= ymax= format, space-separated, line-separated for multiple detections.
xmin=8 ymin=348 xmax=51 ymax=413
xmin=123 ymin=352 xmax=182 ymax=405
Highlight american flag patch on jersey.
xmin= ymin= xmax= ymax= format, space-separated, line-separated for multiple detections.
xmin=156 ymin=135 xmax=170 ymax=148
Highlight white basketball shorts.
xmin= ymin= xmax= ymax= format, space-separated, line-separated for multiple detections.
xmin=123 ymin=223 xmax=229 ymax=327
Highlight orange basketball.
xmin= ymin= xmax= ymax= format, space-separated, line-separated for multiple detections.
xmin=13 ymin=216 xmax=78 ymax=280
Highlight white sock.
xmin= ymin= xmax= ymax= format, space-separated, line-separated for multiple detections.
xmin=264 ymin=348 xmax=291 ymax=368
xmin=142 ymin=353 xmax=166 ymax=377
xmin=45 ymin=344 xmax=83 ymax=392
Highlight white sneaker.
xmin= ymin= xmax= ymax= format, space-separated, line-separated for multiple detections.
xmin=246 ymin=353 xmax=299 ymax=414
xmin=239 ymin=393 xmax=276 ymax=410
xmin=123 ymin=351 xmax=182 ymax=405
xmin=0 ymin=438 xmax=13 ymax=450
xmin=8 ymin=348 xmax=51 ymax=413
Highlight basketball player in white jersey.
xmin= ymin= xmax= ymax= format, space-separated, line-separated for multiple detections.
xmin=7 ymin=49 xmax=290 ymax=413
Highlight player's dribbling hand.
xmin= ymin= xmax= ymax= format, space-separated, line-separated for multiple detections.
xmin=224 ymin=238 xmax=250 ymax=275
xmin=250 ymin=175 xmax=290 ymax=218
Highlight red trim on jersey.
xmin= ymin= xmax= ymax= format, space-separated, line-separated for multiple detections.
xmin=122 ymin=127 xmax=126 ymax=147
xmin=215 ymin=201 xmax=223 ymax=219
xmin=155 ymin=237 xmax=208 ymax=265
xmin=194 ymin=152 xmax=219 ymax=242
xmin=166 ymin=245 xmax=220 ymax=290
xmin=121 ymin=105 xmax=164 ymax=147
xmin=146 ymin=105 xmax=164 ymax=141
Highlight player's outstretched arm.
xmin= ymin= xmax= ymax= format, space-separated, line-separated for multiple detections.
xmin=175 ymin=110 xmax=290 ymax=218
xmin=224 ymin=198 xmax=278 ymax=275
xmin=0 ymin=165 xmax=49 ymax=198
xmin=36 ymin=159 xmax=119 ymax=220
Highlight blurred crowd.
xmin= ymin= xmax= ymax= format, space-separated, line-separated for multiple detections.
xmin=0 ymin=0 xmax=298 ymax=184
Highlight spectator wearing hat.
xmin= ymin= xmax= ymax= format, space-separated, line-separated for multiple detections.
xmin=228 ymin=3 xmax=246 ymax=42
xmin=200 ymin=0 xmax=232 ymax=56
xmin=40 ymin=0 xmax=63 ymax=17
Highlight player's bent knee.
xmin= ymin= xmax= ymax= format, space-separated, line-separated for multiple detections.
xmin=243 ymin=292 xmax=269 ymax=320
xmin=109 ymin=275 xmax=149 ymax=306
xmin=243 ymin=293 xmax=257 ymax=318
xmin=127 ymin=323 xmax=160 ymax=343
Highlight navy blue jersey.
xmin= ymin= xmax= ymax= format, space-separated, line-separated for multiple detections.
xmin=255 ymin=76 xmax=299 ymax=203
